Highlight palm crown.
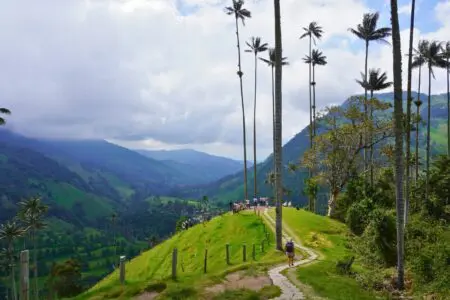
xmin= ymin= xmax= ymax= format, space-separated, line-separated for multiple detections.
xmin=300 ymin=21 xmax=323 ymax=45
xmin=0 ymin=221 xmax=26 ymax=246
xmin=356 ymin=68 xmax=393 ymax=91
xmin=303 ymin=49 xmax=327 ymax=66
xmin=224 ymin=0 xmax=251 ymax=25
xmin=245 ymin=36 xmax=268 ymax=55
xmin=259 ymin=48 xmax=289 ymax=67
xmin=0 ymin=108 xmax=11 ymax=125
xmin=349 ymin=12 xmax=391 ymax=44
xmin=412 ymin=40 xmax=448 ymax=78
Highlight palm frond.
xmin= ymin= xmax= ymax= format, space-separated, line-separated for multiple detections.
xmin=0 ymin=108 xmax=11 ymax=114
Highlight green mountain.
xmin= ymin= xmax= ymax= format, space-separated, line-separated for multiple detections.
xmin=174 ymin=92 xmax=449 ymax=207
xmin=0 ymin=130 xmax=207 ymax=292
xmin=137 ymin=148 xmax=249 ymax=184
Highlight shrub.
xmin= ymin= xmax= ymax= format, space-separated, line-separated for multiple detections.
xmin=346 ymin=198 xmax=373 ymax=235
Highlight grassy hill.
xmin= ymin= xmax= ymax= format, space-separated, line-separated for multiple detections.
xmin=175 ymin=92 xmax=448 ymax=207
xmin=137 ymin=149 xmax=249 ymax=184
xmin=75 ymin=212 xmax=284 ymax=300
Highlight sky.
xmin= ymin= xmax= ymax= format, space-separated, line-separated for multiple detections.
xmin=1 ymin=0 xmax=449 ymax=161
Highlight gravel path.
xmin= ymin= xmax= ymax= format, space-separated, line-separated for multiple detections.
xmin=263 ymin=209 xmax=318 ymax=300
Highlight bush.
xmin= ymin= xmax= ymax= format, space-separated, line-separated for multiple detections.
xmin=356 ymin=209 xmax=397 ymax=267
xmin=336 ymin=256 xmax=355 ymax=274
xmin=346 ymin=198 xmax=373 ymax=235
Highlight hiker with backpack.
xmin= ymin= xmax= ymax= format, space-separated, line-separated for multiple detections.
xmin=285 ymin=239 xmax=295 ymax=267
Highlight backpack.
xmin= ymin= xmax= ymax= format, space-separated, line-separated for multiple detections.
xmin=286 ymin=241 xmax=294 ymax=252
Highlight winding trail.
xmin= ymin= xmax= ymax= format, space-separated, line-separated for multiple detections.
xmin=263 ymin=209 xmax=318 ymax=300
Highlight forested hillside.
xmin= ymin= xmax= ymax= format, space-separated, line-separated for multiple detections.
xmin=175 ymin=92 xmax=448 ymax=207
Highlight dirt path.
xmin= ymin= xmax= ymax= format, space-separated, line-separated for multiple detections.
xmin=263 ymin=209 xmax=318 ymax=300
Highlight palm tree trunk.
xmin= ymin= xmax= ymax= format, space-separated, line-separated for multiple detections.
xmin=447 ymin=58 xmax=449 ymax=156
xmin=425 ymin=63 xmax=431 ymax=203
xmin=33 ymin=229 xmax=38 ymax=300
xmin=415 ymin=64 xmax=422 ymax=183
xmin=312 ymin=65 xmax=317 ymax=138
xmin=363 ymin=41 xmax=369 ymax=180
xmin=404 ymin=0 xmax=415 ymax=228
xmin=271 ymin=66 xmax=276 ymax=176
xmin=308 ymin=35 xmax=313 ymax=150
xmin=9 ymin=244 xmax=17 ymax=300
xmin=273 ymin=0 xmax=283 ymax=251
xmin=369 ymin=90 xmax=374 ymax=187
xmin=253 ymin=54 xmax=258 ymax=199
xmin=308 ymin=34 xmax=313 ymax=211
xmin=390 ymin=0 xmax=405 ymax=289
xmin=311 ymin=64 xmax=317 ymax=212
xmin=234 ymin=16 xmax=248 ymax=201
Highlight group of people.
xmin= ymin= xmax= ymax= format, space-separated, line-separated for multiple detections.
xmin=229 ymin=197 xmax=270 ymax=213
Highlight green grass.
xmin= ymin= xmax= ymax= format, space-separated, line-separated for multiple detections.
xmin=270 ymin=208 xmax=379 ymax=300
xmin=74 ymin=212 xmax=285 ymax=299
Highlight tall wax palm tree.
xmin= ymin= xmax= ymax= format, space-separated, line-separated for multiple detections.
xmin=349 ymin=12 xmax=391 ymax=175
xmin=260 ymin=49 xmax=289 ymax=179
xmin=0 ymin=108 xmax=11 ymax=125
xmin=389 ymin=0 xmax=405 ymax=290
xmin=0 ymin=221 xmax=27 ymax=300
xmin=356 ymin=68 xmax=392 ymax=186
xmin=444 ymin=42 xmax=450 ymax=155
xmin=413 ymin=40 xmax=447 ymax=202
xmin=411 ymin=40 xmax=427 ymax=182
xmin=225 ymin=0 xmax=252 ymax=201
xmin=245 ymin=37 xmax=268 ymax=199
xmin=17 ymin=196 xmax=48 ymax=300
xmin=303 ymin=49 xmax=327 ymax=138
xmin=273 ymin=0 xmax=283 ymax=251
xmin=404 ymin=0 xmax=416 ymax=227
xmin=300 ymin=22 xmax=323 ymax=151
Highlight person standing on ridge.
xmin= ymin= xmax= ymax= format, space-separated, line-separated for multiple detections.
xmin=285 ymin=239 xmax=295 ymax=267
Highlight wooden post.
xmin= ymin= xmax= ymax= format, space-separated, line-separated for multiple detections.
xmin=20 ymin=250 xmax=29 ymax=300
xmin=172 ymin=248 xmax=178 ymax=280
xmin=261 ymin=240 xmax=265 ymax=253
xmin=242 ymin=244 xmax=246 ymax=262
xmin=119 ymin=256 xmax=126 ymax=285
xmin=226 ymin=244 xmax=230 ymax=265
xmin=203 ymin=249 xmax=208 ymax=273
xmin=252 ymin=244 xmax=256 ymax=260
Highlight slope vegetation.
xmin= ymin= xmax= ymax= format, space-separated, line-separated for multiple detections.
xmin=76 ymin=212 xmax=284 ymax=300
xmin=178 ymin=92 xmax=448 ymax=206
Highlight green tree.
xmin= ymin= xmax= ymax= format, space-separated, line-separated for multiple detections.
xmin=413 ymin=40 xmax=447 ymax=202
xmin=404 ymin=0 xmax=417 ymax=228
xmin=273 ymin=0 xmax=283 ymax=251
xmin=0 ymin=108 xmax=11 ymax=125
xmin=389 ymin=0 xmax=405 ymax=289
xmin=301 ymin=97 xmax=392 ymax=216
xmin=17 ymin=196 xmax=48 ymax=300
xmin=356 ymin=68 xmax=392 ymax=187
xmin=47 ymin=259 xmax=83 ymax=298
xmin=0 ymin=221 xmax=27 ymax=300
xmin=300 ymin=22 xmax=323 ymax=150
xmin=411 ymin=40 xmax=427 ymax=182
xmin=259 ymin=48 xmax=289 ymax=173
xmin=245 ymin=36 xmax=268 ymax=199
xmin=349 ymin=12 xmax=391 ymax=175
xmin=225 ymin=0 xmax=251 ymax=201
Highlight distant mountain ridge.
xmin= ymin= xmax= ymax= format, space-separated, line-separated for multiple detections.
xmin=137 ymin=148 xmax=252 ymax=183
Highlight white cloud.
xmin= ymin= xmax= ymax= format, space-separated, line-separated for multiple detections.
xmin=0 ymin=0 xmax=448 ymax=160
